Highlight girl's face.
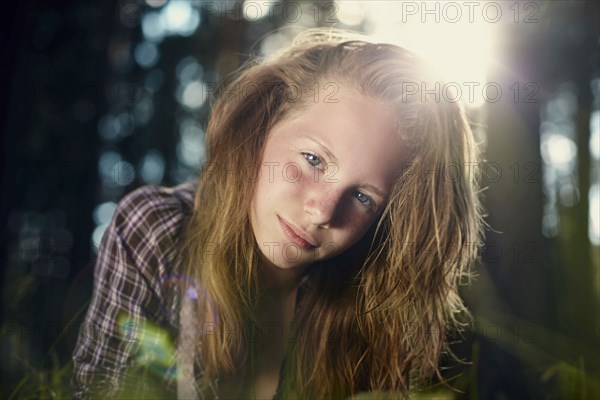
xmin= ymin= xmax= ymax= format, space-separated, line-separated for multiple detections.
xmin=250 ymin=85 xmax=405 ymax=270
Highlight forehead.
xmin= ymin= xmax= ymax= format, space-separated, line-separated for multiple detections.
xmin=268 ymin=85 xmax=405 ymax=189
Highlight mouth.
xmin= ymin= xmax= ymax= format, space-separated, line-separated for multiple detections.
xmin=278 ymin=216 xmax=318 ymax=250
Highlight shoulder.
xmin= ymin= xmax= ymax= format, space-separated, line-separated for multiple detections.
xmin=110 ymin=180 xmax=197 ymax=266
xmin=100 ymin=181 xmax=198 ymax=325
xmin=104 ymin=180 xmax=198 ymax=297
xmin=114 ymin=180 xmax=197 ymax=227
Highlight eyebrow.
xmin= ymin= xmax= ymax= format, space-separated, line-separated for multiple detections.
xmin=303 ymin=136 xmax=386 ymax=199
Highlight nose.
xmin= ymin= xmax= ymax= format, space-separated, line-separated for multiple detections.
xmin=303 ymin=188 xmax=343 ymax=228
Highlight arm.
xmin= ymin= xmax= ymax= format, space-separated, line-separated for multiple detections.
xmin=71 ymin=187 xmax=182 ymax=399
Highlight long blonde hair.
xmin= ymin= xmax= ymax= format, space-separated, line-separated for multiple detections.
xmin=179 ymin=28 xmax=485 ymax=399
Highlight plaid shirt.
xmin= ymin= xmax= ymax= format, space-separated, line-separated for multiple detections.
xmin=72 ymin=181 xmax=198 ymax=399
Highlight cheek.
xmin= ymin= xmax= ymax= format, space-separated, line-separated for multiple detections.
xmin=252 ymin=160 xmax=304 ymax=208
xmin=336 ymin=214 xmax=376 ymax=248
xmin=349 ymin=216 xmax=373 ymax=238
xmin=281 ymin=162 xmax=304 ymax=182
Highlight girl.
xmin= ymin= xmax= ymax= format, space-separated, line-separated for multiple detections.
xmin=72 ymin=29 xmax=485 ymax=399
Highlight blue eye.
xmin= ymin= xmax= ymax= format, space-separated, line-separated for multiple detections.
xmin=354 ymin=191 xmax=373 ymax=207
xmin=302 ymin=152 xmax=324 ymax=169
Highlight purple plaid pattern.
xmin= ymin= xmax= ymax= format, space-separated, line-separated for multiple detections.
xmin=72 ymin=181 xmax=197 ymax=399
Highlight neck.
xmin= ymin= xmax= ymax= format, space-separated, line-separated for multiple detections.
xmin=256 ymin=255 xmax=309 ymax=300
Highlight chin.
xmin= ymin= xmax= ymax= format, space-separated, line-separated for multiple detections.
xmin=267 ymin=255 xmax=309 ymax=270
xmin=256 ymin=245 xmax=312 ymax=270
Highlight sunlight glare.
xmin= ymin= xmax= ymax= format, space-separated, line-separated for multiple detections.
xmin=365 ymin=1 xmax=497 ymax=107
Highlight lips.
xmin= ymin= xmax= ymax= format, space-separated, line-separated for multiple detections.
xmin=278 ymin=216 xmax=318 ymax=250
